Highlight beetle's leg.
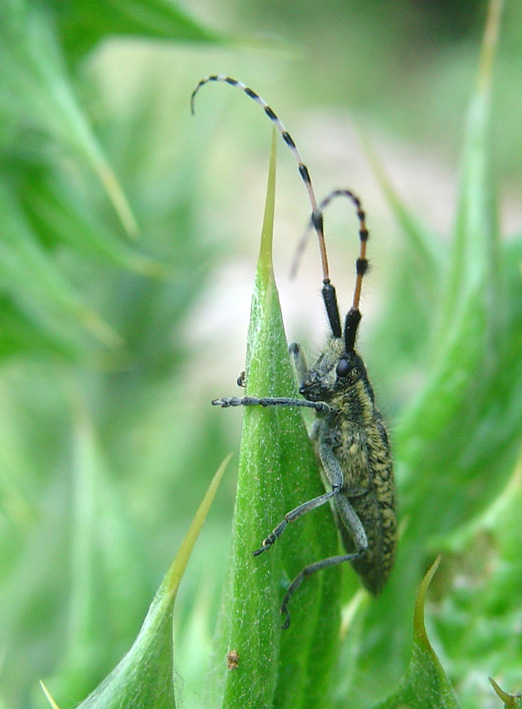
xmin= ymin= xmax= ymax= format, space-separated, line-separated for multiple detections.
xmin=318 ymin=437 xmax=369 ymax=547
xmin=212 ymin=396 xmax=332 ymax=414
xmin=252 ymin=420 xmax=340 ymax=558
xmin=253 ymin=490 xmax=335 ymax=556
xmin=317 ymin=438 xmax=344 ymax=488
xmin=333 ymin=494 xmax=369 ymax=551
xmin=229 ymin=342 xmax=307 ymax=394
xmin=215 ymin=342 xmax=329 ymax=411
xmin=279 ymin=438 xmax=369 ymax=629
xmin=288 ymin=342 xmax=308 ymax=386
xmin=214 ymin=392 xmax=337 ymax=551
xmin=346 ymin=487 xmax=370 ymax=500
xmin=280 ymin=544 xmax=366 ymax=630
xmin=280 ymin=496 xmax=369 ymax=630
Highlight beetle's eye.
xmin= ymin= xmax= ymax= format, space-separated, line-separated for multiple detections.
xmin=336 ymin=358 xmax=350 ymax=378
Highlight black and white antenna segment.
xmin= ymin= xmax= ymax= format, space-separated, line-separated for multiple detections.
xmin=191 ymin=74 xmax=370 ymax=349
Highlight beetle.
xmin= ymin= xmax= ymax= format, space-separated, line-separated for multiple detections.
xmin=192 ymin=75 xmax=396 ymax=628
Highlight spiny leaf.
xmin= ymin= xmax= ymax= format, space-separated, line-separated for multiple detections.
xmin=41 ymin=680 xmax=61 ymax=709
xmin=371 ymin=558 xmax=459 ymax=709
xmin=489 ymin=678 xmax=522 ymax=708
xmin=209 ymin=130 xmax=341 ymax=708
xmin=68 ymin=455 xmax=230 ymax=708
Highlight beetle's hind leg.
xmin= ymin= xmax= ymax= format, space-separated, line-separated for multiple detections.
xmin=280 ymin=547 xmax=364 ymax=630
xmin=280 ymin=495 xmax=368 ymax=629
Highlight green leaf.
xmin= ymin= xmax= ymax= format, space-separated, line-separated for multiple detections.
xmin=372 ymin=558 xmax=459 ymax=709
xmin=0 ymin=0 xmax=138 ymax=236
xmin=24 ymin=172 xmax=171 ymax=279
xmin=397 ymin=0 xmax=501 ymax=455
xmin=489 ymin=678 xmax=522 ymax=708
xmin=67 ymin=454 xmax=230 ymax=708
xmin=0 ymin=182 xmax=122 ymax=350
xmin=50 ymin=0 xmax=225 ymax=63
xmin=425 ymin=446 xmax=522 ymax=707
xmin=208 ymin=130 xmax=342 ymax=708
xmin=41 ymin=679 xmax=61 ymax=709
xmin=351 ymin=4 xmax=522 ymax=701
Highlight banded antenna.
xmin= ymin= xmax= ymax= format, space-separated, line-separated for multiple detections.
xmin=308 ymin=190 xmax=370 ymax=353
xmin=191 ymin=75 xmax=342 ymax=339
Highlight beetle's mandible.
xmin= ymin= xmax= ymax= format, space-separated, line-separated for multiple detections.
xmin=192 ymin=75 xmax=396 ymax=629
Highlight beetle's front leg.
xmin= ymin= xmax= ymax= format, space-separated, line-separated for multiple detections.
xmin=289 ymin=341 xmax=309 ymax=387
xmin=212 ymin=343 xmax=332 ymax=412
xmin=230 ymin=342 xmax=308 ymax=394
xmin=212 ymin=396 xmax=332 ymax=413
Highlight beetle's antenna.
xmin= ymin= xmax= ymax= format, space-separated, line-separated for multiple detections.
xmin=191 ymin=75 xmax=343 ymax=337
xmin=308 ymin=190 xmax=369 ymax=351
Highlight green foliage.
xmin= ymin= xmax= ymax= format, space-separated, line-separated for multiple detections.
xmin=372 ymin=559 xmax=459 ymax=709
xmin=1 ymin=0 xmax=521 ymax=707
xmin=490 ymin=678 xmax=522 ymax=708
xmin=49 ymin=0 xmax=225 ymax=63
xmin=347 ymin=3 xmax=522 ymax=705
xmin=208 ymin=133 xmax=341 ymax=708
xmin=0 ymin=1 xmax=227 ymax=707
xmin=42 ymin=456 xmax=228 ymax=709
xmin=73 ymin=456 xmax=228 ymax=709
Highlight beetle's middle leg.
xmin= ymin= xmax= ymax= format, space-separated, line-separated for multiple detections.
xmin=252 ymin=418 xmax=341 ymax=558
xmin=318 ymin=437 xmax=369 ymax=546
xmin=278 ymin=438 xmax=369 ymax=628
xmin=280 ymin=492 xmax=369 ymax=629
xmin=253 ymin=490 xmax=335 ymax=556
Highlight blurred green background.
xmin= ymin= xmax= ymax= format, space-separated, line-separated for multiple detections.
xmin=1 ymin=0 xmax=521 ymax=707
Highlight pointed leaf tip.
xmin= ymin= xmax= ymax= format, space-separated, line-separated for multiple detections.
xmin=212 ymin=129 xmax=341 ymax=707
xmin=478 ymin=0 xmax=503 ymax=95
xmin=258 ymin=127 xmax=277 ymax=278
xmin=162 ymin=452 xmax=231 ymax=598
xmin=72 ymin=455 xmax=230 ymax=708
xmin=489 ymin=677 xmax=522 ymax=707
xmin=371 ymin=556 xmax=458 ymax=709
xmin=414 ymin=556 xmax=441 ymax=646
xmin=40 ymin=680 xmax=61 ymax=709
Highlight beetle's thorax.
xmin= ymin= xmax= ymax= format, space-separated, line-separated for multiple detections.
xmin=299 ymin=337 xmax=376 ymax=424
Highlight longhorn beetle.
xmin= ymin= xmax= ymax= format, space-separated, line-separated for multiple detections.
xmin=191 ymin=75 xmax=396 ymax=629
